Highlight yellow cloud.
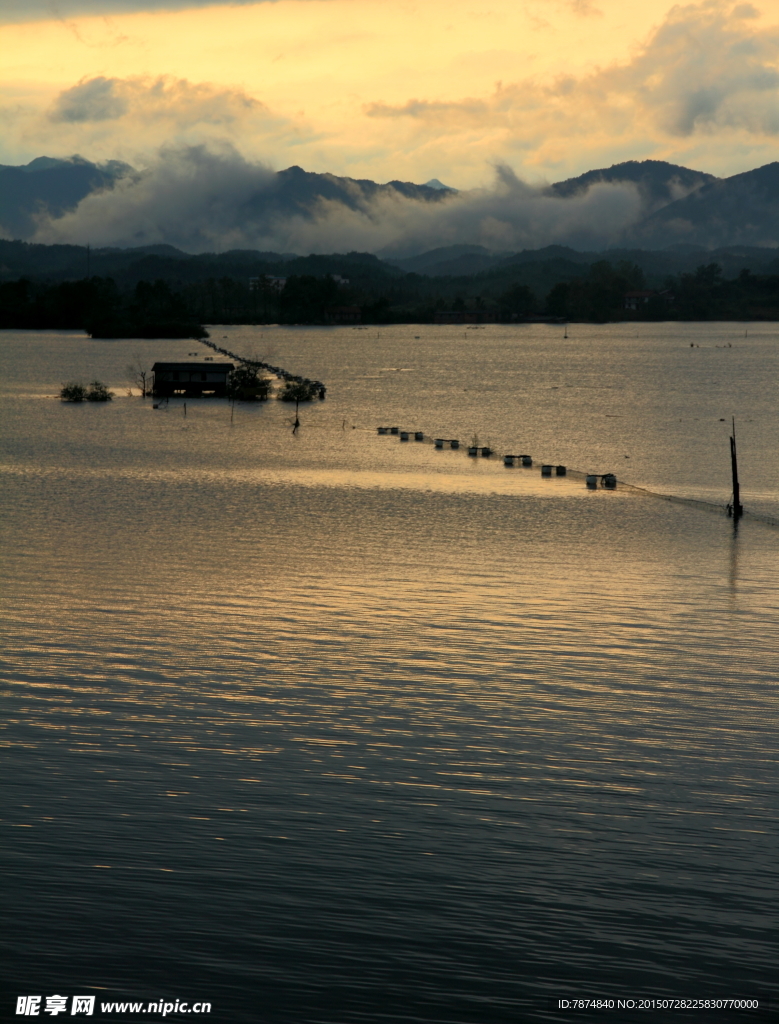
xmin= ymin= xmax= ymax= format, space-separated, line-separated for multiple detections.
xmin=1 ymin=0 xmax=777 ymax=183
xmin=50 ymin=75 xmax=265 ymax=125
xmin=362 ymin=0 xmax=779 ymax=176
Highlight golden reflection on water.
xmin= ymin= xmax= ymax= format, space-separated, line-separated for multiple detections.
xmin=2 ymin=327 xmax=779 ymax=1017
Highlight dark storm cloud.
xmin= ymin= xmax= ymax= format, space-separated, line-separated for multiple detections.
xmin=1 ymin=0 xmax=271 ymax=25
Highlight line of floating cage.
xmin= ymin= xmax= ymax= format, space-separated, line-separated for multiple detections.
xmin=378 ymin=427 xmax=425 ymax=441
xmin=376 ymin=426 xmax=614 ymax=489
xmin=586 ymin=473 xmax=617 ymax=489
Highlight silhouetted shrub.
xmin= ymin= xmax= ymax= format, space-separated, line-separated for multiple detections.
xmin=228 ymin=365 xmax=271 ymax=401
xmin=85 ymin=380 xmax=114 ymax=402
xmin=60 ymin=382 xmax=87 ymax=402
xmin=278 ymin=380 xmax=320 ymax=402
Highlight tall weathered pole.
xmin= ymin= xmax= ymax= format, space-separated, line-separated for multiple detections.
xmin=729 ymin=417 xmax=743 ymax=520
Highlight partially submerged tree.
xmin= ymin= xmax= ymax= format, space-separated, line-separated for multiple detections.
xmin=85 ymin=380 xmax=114 ymax=402
xmin=228 ymin=365 xmax=271 ymax=401
xmin=126 ymin=354 xmax=151 ymax=397
xmin=60 ymin=381 xmax=87 ymax=402
xmin=278 ymin=380 xmax=321 ymax=402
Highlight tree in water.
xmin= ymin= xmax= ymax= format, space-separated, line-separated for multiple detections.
xmin=60 ymin=382 xmax=87 ymax=402
xmin=227 ymin=365 xmax=271 ymax=401
xmin=126 ymin=354 xmax=151 ymax=397
xmin=86 ymin=381 xmax=114 ymax=401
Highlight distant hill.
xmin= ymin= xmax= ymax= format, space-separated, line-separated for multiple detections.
xmin=0 ymin=156 xmax=133 ymax=238
xmin=2 ymin=154 xmax=779 ymax=256
xmin=385 ymin=245 xmax=511 ymax=276
xmin=630 ymin=163 xmax=779 ymax=248
xmin=0 ymin=157 xmax=455 ymax=247
xmin=241 ymin=165 xmax=454 ymax=227
xmin=0 ymin=238 xmax=400 ymax=289
xmin=549 ymin=159 xmax=716 ymax=211
xmin=423 ymin=178 xmax=456 ymax=191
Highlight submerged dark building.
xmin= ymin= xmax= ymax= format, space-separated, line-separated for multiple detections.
xmin=152 ymin=362 xmax=234 ymax=397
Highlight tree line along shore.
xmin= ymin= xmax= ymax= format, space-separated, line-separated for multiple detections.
xmin=2 ymin=259 xmax=779 ymax=335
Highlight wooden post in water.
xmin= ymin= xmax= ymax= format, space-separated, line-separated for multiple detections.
xmin=729 ymin=417 xmax=743 ymax=520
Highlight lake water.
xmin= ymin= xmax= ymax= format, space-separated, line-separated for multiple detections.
xmin=1 ymin=323 xmax=778 ymax=1023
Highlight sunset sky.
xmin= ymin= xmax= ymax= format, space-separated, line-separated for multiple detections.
xmin=2 ymin=0 xmax=778 ymax=187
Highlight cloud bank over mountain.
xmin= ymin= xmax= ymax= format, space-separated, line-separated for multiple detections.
xmin=7 ymin=146 xmax=778 ymax=255
xmin=19 ymin=146 xmax=648 ymax=254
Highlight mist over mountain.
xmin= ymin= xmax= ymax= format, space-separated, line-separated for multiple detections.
xmin=628 ymin=163 xmax=779 ymax=249
xmin=0 ymin=149 xmax=455 ymax=254
xmin=1 ymin=150 xmax=778 ymax=256
xmin=548 ymin=160 xmax=716 ymax=211
xmin=0 ymin=156 xmax=133 ymax=238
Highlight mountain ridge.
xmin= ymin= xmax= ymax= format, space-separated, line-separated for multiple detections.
xmin=1 ymin=155 xmax=778 ymax=254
